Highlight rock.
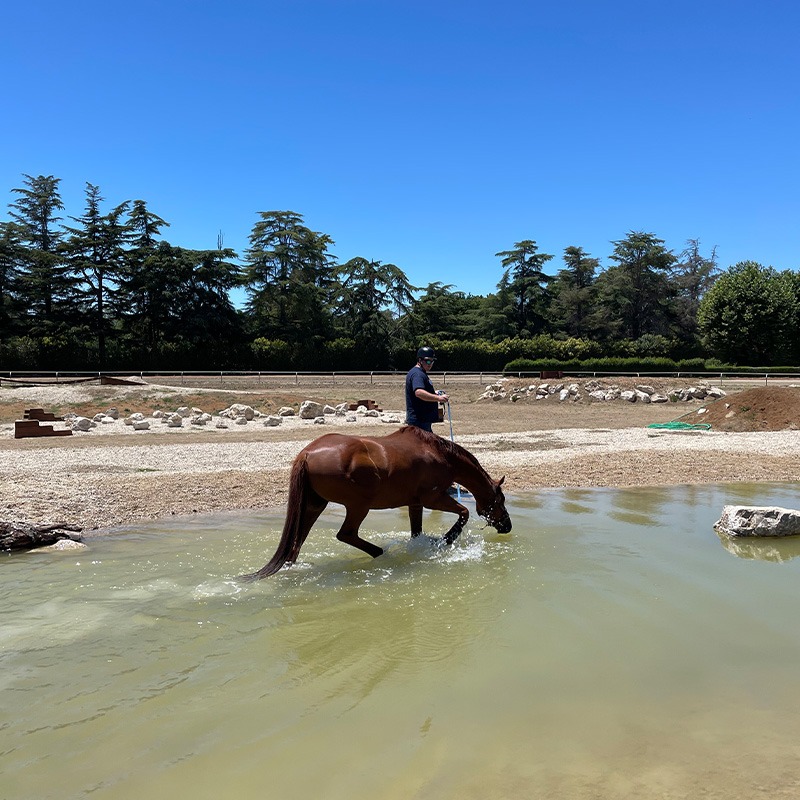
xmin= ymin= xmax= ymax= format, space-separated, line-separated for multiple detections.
xmin=634 ymin=390 xmax=651 ymax=403
xmin=278 ymin=406 xmax=295 ymax=417
xmin=589 ymin=390 xmax=607 ymax=402
xmin=166 ymin=413 xmax=184 ymax=427
xmin=36 ymin=539 xmax=88 ymax=552
xmin=650 ymin=393 xmax=669 ymax=403
xmin=714 ymin=506 xmax=800 ymax=537
xmin=176 ymin=406 xmax=191 ymax=417
xmin=215 ymin=420 xmax=229 ymax=429
xmin=1 ymin=521 xmax=83 ymax=552
xmin=559 ymin=389 xmax=570 ymax=401
xmin=264 ymin=415 xmax=282 ymax=427
xmin=190 ymin=413 xmax=213 ymax=425
xmin=381 ymin=414 xmax=402 ymax=423
xmin=72 ymin=416 xmax=95 ymax=431
xmin=620 ymin=390 xmax=637 ymax=403
xmin=636 ymin=385 xmax=656 ymax=395
xmin=234 ymin=416 xmax=248 ymax=425
xmin=300 ymin=400 xmax=325 ymax=419
xmin=104 ymin=407 xmax=120 ymax=419
xmin=345 ymin=414 xmax=357 ymax=422
xmin=313 ymin=415 xmax=326 ymax=424
xmin=221 ymin=404 xmax=256 ymax=420
xmin=365 ymin=409 xmax=380 ymax=417
xmin=124 ymin=413 xmax=146 ymax=425
xmin=323 ymin=405 xmax=337 ymax=415
xmin=152 ymin=409 xmax=165 ymax=418
xmin=132 ymin=420 xmax=150 ymax=430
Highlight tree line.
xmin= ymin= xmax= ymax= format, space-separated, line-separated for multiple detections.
xmin=1 ymin=174 xmax=798 ymax=372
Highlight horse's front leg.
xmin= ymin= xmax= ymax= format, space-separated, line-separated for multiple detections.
xmin=426 ymin=493 xmax=470 ymax=546
xmin=409 ymin=504 xmax=423 ymax=537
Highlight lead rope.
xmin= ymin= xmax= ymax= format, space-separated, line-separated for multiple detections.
xmin=443 ymin=396 xmax=462 ymax=502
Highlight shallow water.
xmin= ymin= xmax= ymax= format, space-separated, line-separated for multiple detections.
xmin=3 ymin=483 xmax=800 ymax=799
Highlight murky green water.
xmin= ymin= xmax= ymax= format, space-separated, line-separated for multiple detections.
xmin=4 ymin=483 xmax=800 ymax=800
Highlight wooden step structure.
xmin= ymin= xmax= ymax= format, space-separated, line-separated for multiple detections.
xmin=14 ymin=408 xmax=72 ymax=439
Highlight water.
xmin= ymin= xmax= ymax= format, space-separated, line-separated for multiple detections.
xmin=3 ymin=483 xmax=800 ymax=799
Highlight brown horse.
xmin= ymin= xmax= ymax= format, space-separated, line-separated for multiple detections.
xmin=240 ymin=425 xmax=511 ymax=580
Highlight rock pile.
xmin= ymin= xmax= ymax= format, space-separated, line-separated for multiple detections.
xmin=479 ymin=378 xmax=726 ymax=405
xmin=58 ymin=400 xmax=404 ymax=433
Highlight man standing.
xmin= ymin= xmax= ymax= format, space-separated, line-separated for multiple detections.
xmin=405 ymin=346 xmax=449 ymax=432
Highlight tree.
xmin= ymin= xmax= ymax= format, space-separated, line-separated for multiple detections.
xmin=494 ymin=240 xmax=553 ymax=336
xmin=243 ymin=211 xmax=336 ymax=346
xmin=62 ymin=183 xmax=130 ymax=365
xmin=333 ymin=257 xmax=416 ymax=367
xmin=549 ymin=246 xmax=599 ymax=338
xmin=698 ymin=261 xmax=798 ymax=364
xmin=0 ymin=221 xmax=24 ymax=336
xmin=594 ymin=231 xmax=676 ymax=341
xmin=671 ymin=239 xmax=719 ymax=349
xmin=8 ymin=174 xmax=68 ymax=324
xmin=405 ymin=282 xmax=487 ymax=341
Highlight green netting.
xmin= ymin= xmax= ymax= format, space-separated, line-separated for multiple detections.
xmin=647 ymin=421 xmax=712 ymax=431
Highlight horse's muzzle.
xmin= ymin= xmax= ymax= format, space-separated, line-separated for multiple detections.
xmin=495 ymin=518 xmax=512 ymax=534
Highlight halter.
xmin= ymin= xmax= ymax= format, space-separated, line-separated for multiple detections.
xmin=478 ymin=491 xmax=504 ymax=528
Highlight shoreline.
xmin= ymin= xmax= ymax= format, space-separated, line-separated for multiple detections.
xmin=4 ymin=424 xmax=800 ymax=534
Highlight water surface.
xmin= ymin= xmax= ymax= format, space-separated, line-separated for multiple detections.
xmin=3 ymin=483 xmax=800 ymax=799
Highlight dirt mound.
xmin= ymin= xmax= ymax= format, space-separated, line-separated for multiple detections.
xmin=698 ymin=387 xmax=800 ymax=431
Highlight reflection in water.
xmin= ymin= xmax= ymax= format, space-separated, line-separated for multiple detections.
xmin=717 ymin=531 xmax=800 ymax=562
xmin=4 ymin=485 xmax=800 ymax=799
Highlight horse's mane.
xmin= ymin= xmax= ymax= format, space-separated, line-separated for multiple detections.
xmin=400 ymin=425 xmax=492 ymax=481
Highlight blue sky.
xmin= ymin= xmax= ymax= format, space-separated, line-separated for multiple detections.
xmin=2 ymin=0 xmax=798 ymax=302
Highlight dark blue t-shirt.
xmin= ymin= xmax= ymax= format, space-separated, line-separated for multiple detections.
xmin=405 ymin=365 xmax=438 ymax=427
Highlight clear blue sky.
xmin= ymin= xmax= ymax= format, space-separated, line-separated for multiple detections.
xmin=2 ymin=0 xmax=798 ymax=301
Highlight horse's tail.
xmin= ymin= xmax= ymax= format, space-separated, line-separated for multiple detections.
xmin=239 ymin=454 xmax=311 ymax=581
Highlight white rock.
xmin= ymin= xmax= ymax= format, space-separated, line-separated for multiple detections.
xmin=589 ymin=390 xmax=607 ymax=401
xmin=132 ymin=420 xmax=150 ymax=430
xmin=278 ymin=406 xmax=295 ymax=417
xmin=323 ymin=405 xmax=337 ymax=415
xmin=71 ymin=416 xmax=94 ymax=431
xmin=636 ymin=385 xmax=656 ymax=395
xmin=620 ymin=390 xmax=637 ymax=402
xmin=365 ymin=409 xmax=380 ymax=417
xmin=714 ymin=506 xmax=800 ymax=537
xmin=175 ymin=406 xmax=191 ymax=417
xmin=300 ymin=400 xmax=325 ymax=419
xmin=104 ymin=407 xmax=120 ymax=419
xmin=263 ymin=415 xmax=282 ymax=427
xmin=234 ymin=416 xmax=248 ymax=425
xmin=381 ymin=414 xmax=402 ymax=423
xmin=634 ymin=390 xmax=651 ymax=403
xmin=166 ymin=413 xmax=184 ymax=427
xmin=313 ymin=415 xmax=326 ymax=424
xmin=650 ymin=393 xmax=669 ymax=403
xmin=346 ymin=414 xmax=357 ymax=422
xmin=559 ymin=389 xmax=570 ymax=401
xmin=152 ymin=409 xmax=164 ymax=418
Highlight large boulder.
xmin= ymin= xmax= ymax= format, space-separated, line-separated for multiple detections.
xmin=299 ymin=400 xmax=325 ymax=419
xmin=714 ymin=506 xmax=800 ymax=537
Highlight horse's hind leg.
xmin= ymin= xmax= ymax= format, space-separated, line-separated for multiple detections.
xmin=288 ymin=494 xmax=328 ymax=563
xmin=336 ymin=506 xmax=383 ymax=558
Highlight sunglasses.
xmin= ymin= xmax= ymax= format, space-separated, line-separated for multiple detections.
xmin=423 ymin=358 xmax=435 ymax=365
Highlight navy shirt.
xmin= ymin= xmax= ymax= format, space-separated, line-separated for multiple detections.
xmin=405 ymin=365 xmax=439 ymax=428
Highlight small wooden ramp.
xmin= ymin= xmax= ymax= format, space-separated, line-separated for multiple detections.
xmin=14 ymin=408 xmax=72 ymax=439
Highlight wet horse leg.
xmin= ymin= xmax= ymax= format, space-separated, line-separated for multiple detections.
xmin=336 ymin=504 xmax=384 ymax=558
xmin=409 ymin=504 xmax=423 ymax=537
xmin=426 ymin=493 xmax=470 ymax=545
xmin=288 ymin=494 xmax=328 ymax=564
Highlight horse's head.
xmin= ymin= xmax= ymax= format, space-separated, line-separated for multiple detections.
xmin=479 ymin=476 xmax=512 ymax=534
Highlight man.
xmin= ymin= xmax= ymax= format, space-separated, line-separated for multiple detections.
xmin=405 ymin=346 xmax=449 ymax=432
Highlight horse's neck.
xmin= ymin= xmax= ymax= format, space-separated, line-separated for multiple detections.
xmin=451 ymin=454 xmax=492 ymax=503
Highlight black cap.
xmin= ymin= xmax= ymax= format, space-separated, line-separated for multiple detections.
xmin=417 ymin=346 xmax=436 ymax=361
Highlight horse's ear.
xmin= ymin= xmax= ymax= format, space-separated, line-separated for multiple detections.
xmin=497 ymin=476 xmax=505 ymax=487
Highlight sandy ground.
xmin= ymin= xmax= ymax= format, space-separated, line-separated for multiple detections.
xmin=2 ymin=375 xmax=799 ymax=533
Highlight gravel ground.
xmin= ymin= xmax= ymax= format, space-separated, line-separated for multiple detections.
xmin=2 ymin=379 xmax=799 ymax=533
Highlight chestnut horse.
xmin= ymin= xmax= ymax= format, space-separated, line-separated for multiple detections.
xmin=240 ymin=425 xmax=512 ymax=580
